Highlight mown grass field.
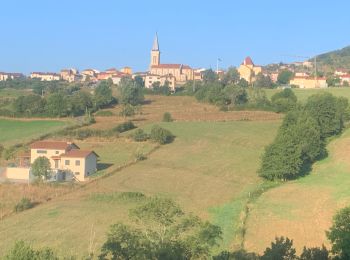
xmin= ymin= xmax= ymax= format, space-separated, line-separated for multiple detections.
xmin=0 ymin=119 xmax=70 ymax=147
xmin=245 ymin=127 xmax=350 ymax=254
xmin=0 ymin=120 xmax=280 ymax=258
xmin=266 ymin=87 xmax=350 ymax=103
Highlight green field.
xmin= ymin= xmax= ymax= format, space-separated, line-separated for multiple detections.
xmin=0 ymin=119 xmax=69 ymax=146
xmin=244 ymin=127 xmax=350 ymax=254
xmin=266 ymin=87 xmax=350 ymax=103
xmin=0 ymin=121 xmax=280 ymax=258
xmin=0 ymin=88 xmax=32 ymax=98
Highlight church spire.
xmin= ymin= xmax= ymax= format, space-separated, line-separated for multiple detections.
xmin=152 ymin=33 xmax=159 ymax=51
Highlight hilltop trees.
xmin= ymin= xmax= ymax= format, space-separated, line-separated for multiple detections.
xmin=94 ymin=79 xmax=114 ymax=108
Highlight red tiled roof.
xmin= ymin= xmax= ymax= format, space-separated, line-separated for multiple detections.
xmin=340 ymin=74 xmax=350 ymax=78
xmin=30 ymin=141 xmax=78 ymax=150
xmin=61 ymin=150 xmax=98 ymax=158
xmin=151 ymin=64 xmax=192 ymax=69
xmin=242 ymin=57 xmax=254 ymax=66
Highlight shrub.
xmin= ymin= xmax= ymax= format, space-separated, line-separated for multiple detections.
xmin=135 ymin=151 xmax=147 ymax=161
xmin=4 ymin=241 xmax=59 ymax=260
xmin=150 ymin=125 xmax=174 ymax=145
xmin=162 ymin=112 xmax=173 ymax=122
xmin=114 ymin=121 xmax=136 ymax=133
xmin=119 ymin=104 xmax=136 ymax=117
xmin=14 ymin=198 xmax=34 ymax=213
xmin=95 ymin=110 xmax=114 ymax=117
xmin=0 ymin=144 xmax=4 ymax=158
xmin=131 ymin=129 xmax=149 ymax=142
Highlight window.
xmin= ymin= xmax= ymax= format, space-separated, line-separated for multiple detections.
xmin=75 ymin=172 xmax=80 ymax=175
xmin=54 ymin=160 xmax=59 ymax=169
xmin=75 ymin=160 xmax=80 ymax=166
xmin=37 ymin=150 xmax=47 ymax=154
xmin=55 ymin=151 xmax=59 ymax=154
xmin=65 ymin=160 xmax=70 ymax=166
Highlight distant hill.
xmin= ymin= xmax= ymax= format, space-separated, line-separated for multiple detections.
xmin=314 ymin=46 xmax=350 ymax=72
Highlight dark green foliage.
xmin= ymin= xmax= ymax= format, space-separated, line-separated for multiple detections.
xmin=4 ymin=241 xmax=58 ymax=260
xmin=94 ymin=80 xmax=114 ymax=108
xmin=150 ymin=125 xmax=174 ymax=144
xmin=305 ymin=93 xmax=347 ymax=138
xmin=31 ymin=157 xmax=51 ymax=180
xmin=259 ymin=109 xmax=324 ymax=181
xmin=13 ymin=95 xmax=46 ymax=116
xmin=14 ymin=198 xmax=34 ymax=213
xmin=326 ymin=206 xmax=350 ymax=259
xmin=271 ymin=89 xmax=297 ymax=113
xmin=195 ymin=82 xmax=226 ymax=105
xmin=45 ymin=93 xmax=68 ymax=117
xmin=277 ymin=70 xmax=294 ymax=85
xmin=299 ymin=245 xmax=329 ymax=260
xmin=69 ymin=91 xmax=94 ymax=116
xmin=0 ymin=144 xmax=4 ymax=158
xmin=162 ymin=112 xmax=173 ymax=122
xmin=221 ymin=67 xmax=240 ymax=85
xmin=131 ymin=129 xmax=149 ymax=142
xmin=261 ymin=237 xmax=297 ymax=260
xmin=94 ymin=110 xmax=114 ymax=117
xmin=113 ymin=121 xmax=136 ymax=133
xmin=223 ymin=85 xmax=248 ymax=105
xmin=203 ymin=69 xmax=218 ymax=83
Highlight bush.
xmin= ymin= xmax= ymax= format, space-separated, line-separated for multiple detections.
xmin=135 ymin=151 xmax=147 ymax=161
xmin=114 ymin=121 xmax=136 ymax=133
xmin=131 ymin=129 xmax=149 ymax=142
xmin=4 ymin=241 xmax=59 ymax=260
xmin=95 ymin=110 xmax=114 ymax=117
xmin=162 ymin=112 xmax=173 ymax=122
xmin=150 ymin=125 xmax=174 ymax=145
xmin=0 ymin=144 xmax=4 ymax=159
xmin=119 ymin=104 xmax=136 ymax=117
xmin=14 ymin=198 xmax=34 ymax=213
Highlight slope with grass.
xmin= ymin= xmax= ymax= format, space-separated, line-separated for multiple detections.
xmin=245 ymin=127 xmax=350 ymax=254
xmin=0 ymin=119 xmax=70 ymax=147
xmin=0 ymin=121 xmax=279 ymax=258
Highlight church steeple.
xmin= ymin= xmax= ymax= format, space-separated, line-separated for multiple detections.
xmin=152 ymin=33 xmax=159 ymax=51
xmin=150 ymin=33 xmax=160 ymax=68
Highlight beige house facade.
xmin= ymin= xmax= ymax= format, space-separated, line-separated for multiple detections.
xmin=0 ymin=72 xmax=25 ymax=81
xmin=290 ymin=76 xmax=328 ymax=89
xmin=5 ymin=141 xmax=98 ymax=182
xmin=30 ymin=72 xmax=61 ymax=81
xmin=145 ymin=74 xmax=176 ymax=90
xmin=237 ymin=57 xmax=262 ymax=83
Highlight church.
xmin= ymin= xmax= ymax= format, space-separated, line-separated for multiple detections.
xmin=149 ymin=34 xmax=194 ymax=86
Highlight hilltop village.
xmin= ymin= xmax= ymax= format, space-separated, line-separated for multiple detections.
xmin=2 ymin=34 xmax=350 ymax=90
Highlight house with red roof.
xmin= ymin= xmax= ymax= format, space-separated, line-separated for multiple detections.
xmin=5 ymin=141 xmax=98 ymax=182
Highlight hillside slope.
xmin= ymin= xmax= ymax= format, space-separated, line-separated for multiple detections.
xmin=315 ymin=45 xmax=350 ymax=72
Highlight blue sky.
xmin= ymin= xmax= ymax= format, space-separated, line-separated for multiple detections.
xmin=1 ymin=0 xmax=350 ymax=74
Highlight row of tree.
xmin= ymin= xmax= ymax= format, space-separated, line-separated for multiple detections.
xmin=259 ymin=92 xmax=349 ymax=181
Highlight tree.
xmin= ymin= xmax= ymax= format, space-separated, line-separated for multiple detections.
xmin=254 ymin=73 xmax=274 ymax=88
xmin=150 ymin=125 xmax=174 ymax=144
xmin=119 ymin=78 xmax=144 ymax=106
xmin=13 ymin=95 xmax=46 ymax=116
xmin=45 ymin=93 xmax=68 ymax=117
xmin=326 ymin=206 xmax=350 ymax=259
xmin=326 ymin=76 xmax=341 ymax=87
xmin=277 ymin=70 xmax=294 ymax=85
xmin=100 ymin=197 xmax=222 ymax=260
xmin=299 ymin=245 xmax=329 ymax=260
xmin=31 ymin=157 xmax=51 ymax=180
xmin=223 ymin=85 xmax=248 ymax=105
xmin=162 ymin=112 xmax=173 ymax=122
xmin=134 ymin=76 xmax=145 ymax=88
xmin=261 ymin=237 xmax=297 ymax=260
xmin=69 ymin=91 xmax=93 ymax=116
xmin=271 ymin=89 xmax=297 ymax=113
xmin=203 ymin=69 xmax=218 ymax=83
xmin=221 ymin=67 xmax=240 ymax=85
xmin=4 ymin=241 xmax=58 ymax=260
xmin=94 ymin=80 xmax=113 ymax=108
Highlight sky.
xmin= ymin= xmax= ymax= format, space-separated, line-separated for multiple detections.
xmin=1 ymin=0 xmax=350 ymax=74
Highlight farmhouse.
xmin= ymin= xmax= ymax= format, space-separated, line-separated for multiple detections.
xmin=4 ymin=141 xmax=98 ymax=182
xmin=290 ymin=76 xmax=328 ymax=89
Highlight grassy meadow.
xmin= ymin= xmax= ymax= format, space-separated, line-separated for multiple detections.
xmin=0 ymin=120 xmax=280 ymax=258
xmin=244 ymin=127 xmax=350 ymax=254
xmin=0 ymin=119 xmax=70 ymax=147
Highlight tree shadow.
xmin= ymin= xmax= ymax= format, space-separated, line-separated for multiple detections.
xmin=97 ymin=163 xmax=113 ymax=171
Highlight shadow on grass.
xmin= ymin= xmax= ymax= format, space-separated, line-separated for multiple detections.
xmin=97 ymin=163 xmax=113 ymax=171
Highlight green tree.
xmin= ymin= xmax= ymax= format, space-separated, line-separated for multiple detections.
xmin=150 ymin=125 xmax=174 ymax=144
xmin=203 ymin=69 xmax=218 ymax=83
xmin=299 ymin=245 xmax=329 ymax=260
xmin=221 ymin=67 xmax=240 ymax=85
xmin=271 ymin=89 xmax=297 ymax=113
xmin=326 ymin=76 xmax=341 ymax=87
xmin=31 ymin=157 xmax=51 ymax=180
xmin=119 ymin=78 xmax=144 ymax=106
xmin=326 ymin=206 xmax=350 ymax=259
xmin=45 ymin=93 xmax=68 ymax=117
xmin=277 ymin=70 xmax=294 ymax=85
xmin=254 ymin=73 xmax=274 ymax=88
xmin=162 ymin=112 xmax=173 ymax=122
xmin=94 ymin=80 xmax=113 ymax=108
xmin=261 ymin=237 xmax=297 ymax=260
xmin=224 ymin=85 xmax=248 ymax=105
xmin=4 ymin=241 xmax=58 ymax=260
